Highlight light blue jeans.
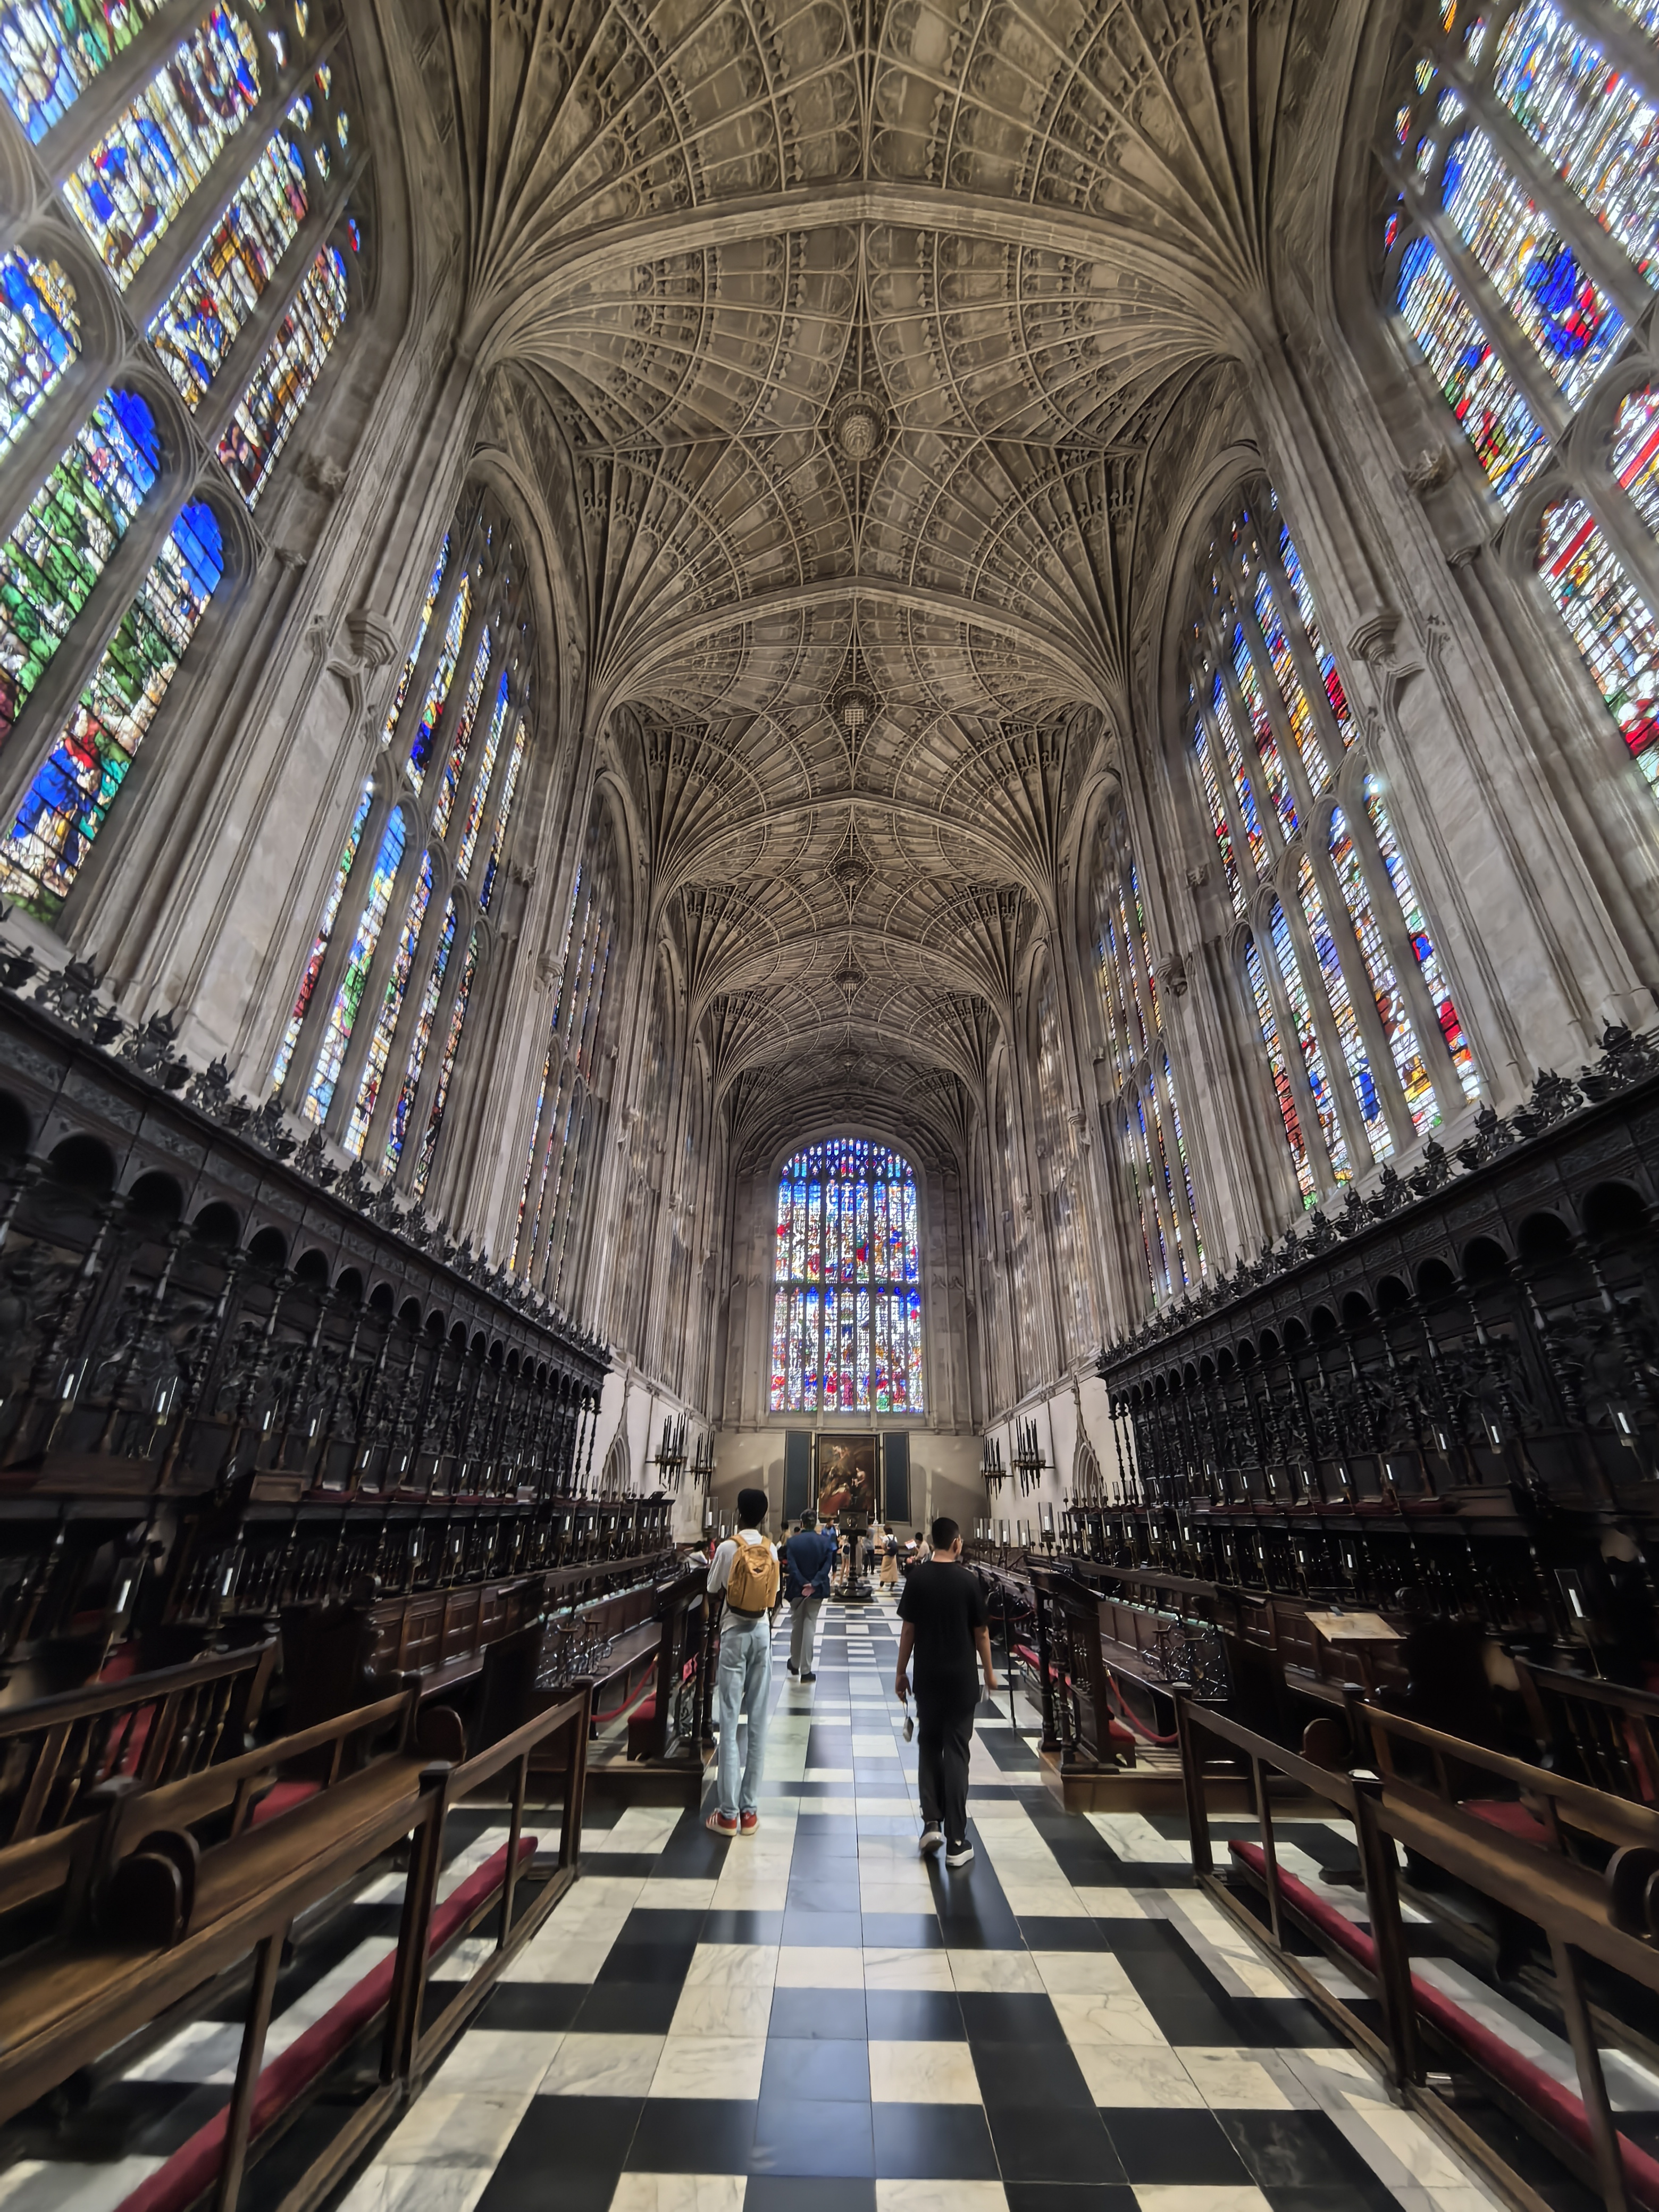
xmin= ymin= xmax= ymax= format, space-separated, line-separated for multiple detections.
xmin=714 ymin=1612 xmax=773 ymax=1819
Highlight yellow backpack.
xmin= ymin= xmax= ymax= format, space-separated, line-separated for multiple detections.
xmin=725 ymin=1531 xmax=780 ymax=1613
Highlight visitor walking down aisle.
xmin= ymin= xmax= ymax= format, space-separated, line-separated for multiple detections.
xmin=707 ymin=1488 xmax=780 ymax=1835
xmin=311 ymin=1587 xmax=1511 ymax=2212
xmin=894 ymin=1515 xmax=998 ymax=1865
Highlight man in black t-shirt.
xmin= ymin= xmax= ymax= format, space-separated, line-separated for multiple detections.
xmin=895 ymin=1515 xmax=998 ymax=1866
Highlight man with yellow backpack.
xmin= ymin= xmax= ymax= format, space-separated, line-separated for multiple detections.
xmin=705 ymin=1486 xmax=781 ymax=1836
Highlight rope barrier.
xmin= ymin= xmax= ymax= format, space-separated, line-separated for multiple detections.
xmin=1102 ymin=1672 xmax=1180 ymax=1746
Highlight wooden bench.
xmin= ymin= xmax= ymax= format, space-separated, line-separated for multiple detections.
xmin=0 ymin=1680 xmax=592 ymax=2212
xmin=0 ymin=1643 xmax=276 ymax=1850
xmin=280 ymin=1573 xmax=546 ymax=1731
xmin=1515 ymin=1657 xmax=1659 ymax=1808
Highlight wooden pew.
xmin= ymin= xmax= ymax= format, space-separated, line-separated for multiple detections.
xmin=1515 ymin=1657 xmax=1659 ymax=1808
xmin=626 ymin=1563 xmax=709 ymax=1762
xmin=0 ymin=1643 xmax=276 ymax=1850
xmin=280 ymin=1573 xmax=547 ymax=1731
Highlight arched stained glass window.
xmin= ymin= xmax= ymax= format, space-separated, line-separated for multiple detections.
xmin=0 ymin=252 xmax=79 ymax=462
xmin=769 ymin=1139 xmax=924 ymax=1414
xmin=1383 ymin=0 xmax=1659 ymax=831
xmin=0 ymin=0 xmax=165 ymax=142
xmin=277 ymin=492 xmax=532 ymax=1195
xmin=65 ymin=9 xmax=263 ymax=290
xmin=0 ymin=388 xmax=160 ymax=748
xmin=1187 ymin=482 xmax=1479 ymax=1211
xmin=216 ymin=238 xmax=351 ymax=507
xmin=1089 ymin=803 xmax=1204 ymax=1308
xmin=0 ymin=497 xmax=223 ymax=917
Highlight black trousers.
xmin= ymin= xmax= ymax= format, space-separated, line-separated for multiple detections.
xmin=916 ymin=1698 xmax=975 ymax=1846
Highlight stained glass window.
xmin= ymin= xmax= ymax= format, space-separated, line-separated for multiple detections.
xmin=1276 ymin=516 xmax=1354 ymax=747
xmin=346 ymin=850 xmax=431 ymax=1155
xmin=1394 ymin=239 xmax=1549 ymax=503
xmin=1090 ymin=807 xmax=1204 ymax=1306
xmin=457 ymin=672 xmax=509 ymax=875
xmin=414 ymin=923 xmax=478 ymax=1199
xmin=1034 ymin=963 xmax=1097 ymax=1353
xmin=271 ymin=775 xmax=371 ymax=1090
xmin=0 ymin=253 xmax=79 ymax=464
xmin=216 ymin=244 xmax=349 ymax=506
xmin=1230 ymin=618 xmax=1297 ymax=838
xmin=0 ymin=388 xmax=161 ymax=750
xmin=407 ymin=574 xmax=468 ymax=787
xmin=1297 ymin=850 xmax=1392 ymax=1161
xmin=66 ymin=9 xmax=263 ymax=290
xmin=769 ymin=1139 xmax=924 ymax=1414
xmin=1331 ymin=805 xmax=1439 ymax=1133
xmin=0 ymin=499 xmax=223 ymax=917
xmin=0 ymin=0 xmax=164 ymax=141
xmin=1247 ymin=933 xmax=1314 ymax=1201
xmin=1364 ymin=774 xmax=1482 ymax=1101
xmin=432 ymin=627 xmax=491 ymax=837
xmin=383 ymin=535 xmax=448 ymax=743
xmin=1191 ymin=681 xmax=1243 ymax=914
xmin=1270 ymin=895 xmax=1351 ymax=1181
xmin=1537 ymin=495 xmax=1659 ymax=795
xmin=149 ymin=131 xmax=308 ymax=409
xmin=479 ymin=715 xmax=525 ymax=907
xmin=380 ymin=891 xmax=454 ymax=1174
xmin=302 ymin=806 xmax=406 ymax=1125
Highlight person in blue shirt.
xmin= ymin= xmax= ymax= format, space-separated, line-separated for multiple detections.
xmin=784 ymin=1513 xmax=836 ymax=1681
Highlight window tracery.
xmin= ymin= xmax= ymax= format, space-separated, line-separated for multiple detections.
xmin=273 ymin=491 xmax=533 ymax=1196
xmin=769 ymin=1138 xmax=924 ymax=1415
xmin=1186 ymin=483 xmax=1480 ymax=1208
xmin=1383 ymin=0 xmax=1659 ymax=812
xmin=0 ymin=0 xmax=367 ymax=924
xmin=1088 ymin=803 xmax=1204 ymax=1309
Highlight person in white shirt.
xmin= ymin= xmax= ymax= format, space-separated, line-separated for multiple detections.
xmin=706 ymin=1487 xmax=780 ymax=1835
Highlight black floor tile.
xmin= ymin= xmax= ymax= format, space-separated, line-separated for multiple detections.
xmin=988 ymin=2104 xmax=1125 ymax=2185
xmin=652 ymin=1813 xmax=734 ymax=1878
xmin=761 ymin=2038 xmax=873 ymax=2102
xmin=770 ymin=1987 xmax=868 ymax=2039
xmin=1003 ymin=2190 xmax=1139 ymax=2212
xmin=745 ymin=2182 xmax=875 ymax=2212
xmin=751 ymin=2098 xmax=876 ymax=2176
xmin=617 ymin=1908 xmax=708 ymax=1947
xmin=594 ymin=1938 xmax=699 ymax=1987
xmin=1220 ymin=2108 xmax=1407 ymax=2196
xmin=625 ymin=2098 xmax=759 ymax=2172
xmin=475 ymin=2096 xmax=641 ymax=2212
xmin=474 ymin=1982 xmax=586 ymax=2032
xmin=703 ymin=1909 xmax=786 ymax=1944
xmin=1103 ymin=2107 xmax=1254 ymax=2184
xmin=582 ymin=1853 xmax=662 ymax=1877
xmin=864 ymin=1990 xmax=965 ymax=2040
xmin=781 ymin=1909 xmax=865 ymax=1947
xmin=573 ymin=1980 xmax=684 ymax=2033
xmin=957 ymin=1991 xmax=1069 ymax=2044
xmin=1017 ymin=1916 xmax=1109 ymax=1950
xmin=974 ymin=2040 xmax=1100 ymax=2113
xmin=872 ymin=2101 xmax=1001 ymax=2179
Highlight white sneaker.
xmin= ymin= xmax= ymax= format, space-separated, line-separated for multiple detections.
xmin=919 ymin=1828 xmax=943 ymax=1857
xmin=945 ymin=1840 xmax=974 ymax=1867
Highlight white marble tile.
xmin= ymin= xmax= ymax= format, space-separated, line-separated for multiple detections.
xmin=436 ymin=2028 xmax=564 ymax=2092
xmin=634 ymin=1880 xmax=720 ymax=1911
xmin=375 ymin=2090 xmax=533 ymax=2167
xmin=777 ymin=1945 xmax=865 ymax=1987
xmin=1073 ymin=1887 xmax=1152 ymax=1918
xmin=336 ymin=2164 xmax=496 ymax=2212
xmin=649 ymin=2035 xmax=767 ymax=2099
xmin=944 ymin=1949 xmax=1043 ymax=1994
xmin=1071 ymin=2046 xmax=1204 ymax=2108
xmin=862 ymin=1947 xmax=956 ymax=1991
xmin=1178 ymin=2048 xmax=1295 ymax=2108
xmin=1086 ymin=1814 xmax=1194 ymax=1864
xmin=1048 ymin=1988 xmax=1168 ymax=2047
xmin=607 ymin=2181 xmax=748 ymax=2212
xmin=860 ymin=1879 xmax=935 ymax=1914
xmin=867 ymin=2040 xmax=982 ymax=2102
xmin=588 ymin=1806 xmax=684 ymax=1854
xmin=538 ymin=2035 xmax=665 ymax=2098
xmin=0 ymin=2159 xmax=167 ymax=2212
xmin=1132 ymin=2191 xmax=1271 ymax=2212
xmin=875 ymin=2183 xmax=1009 ymax=2212
xmin=1032 ymin=1951 xmax=1137 ymax=1997
xmin=684 ymin=1943 xmax=780 ymax=1988
xmin=668 ymin=1982 xmax=776 ymax=2038
xmin=501 ymin=1932 xmax=617 ymax=1985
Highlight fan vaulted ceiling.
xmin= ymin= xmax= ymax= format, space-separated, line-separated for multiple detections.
xmin=413 ymin=0 xmax=1339 ymax=1168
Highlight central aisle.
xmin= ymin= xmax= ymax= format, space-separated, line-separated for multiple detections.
xmin=345 ymin=1594 xmax=1498 ymax=2212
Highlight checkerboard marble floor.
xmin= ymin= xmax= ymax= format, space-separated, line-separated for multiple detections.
xmin=336 ymin=1594 xmax=1513 ymax=2212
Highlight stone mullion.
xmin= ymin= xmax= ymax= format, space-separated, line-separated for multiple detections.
xmin=1279 ymin=876 xmax=1377 ymax=1179
xmin=1115 ymin=875 xmax=1184 ymax=1297
xmin=1310 ymin=837 xmax=1416 ymax=1161
xmin=1255 ymin=917 xmax=1342 ymax=1204
xmin=392 ymin=900 xmax=479 ymax=1196
xmin=323 ymin=831 xmax=424 ymax=1146
xmin=279 ymin=785 xmax=391 ymax=1108
xmin=543 ymin=1074 xmax=590 ymax=1295
xmin=1211 ymin=623 xmax=1298 ymax=872
xmin=1048 ymin=890 xmax=1111 ymax=1346
xmin=420 ymin=563 xmax=499 ymax=829
xmin=362 ymin=859 xmax=457 ymax=1171
xmin=459 ymin=664 xmax=528 ymax=899
xmin=388 ymin=509 xmax=484 ymax=774
xmin=1152 ymin=1050 xmax=1206 ymax=1276
xmin=1194 ymin=680 xmax=1268 ymax=907
xmin=1224 ymin=543 xmax=1321 ymax=832
xmin=523 ymin=1048 xmax=570 ymax=1277
xmin=1011 ymin=1006 xmax=1063 ymax=1388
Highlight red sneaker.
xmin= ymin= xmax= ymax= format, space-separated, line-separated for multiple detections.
xmin=706 ymin=1810 xmax=739 ymax=1836
xmin=739 ymin=1811 xmax=760 ymax=1836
